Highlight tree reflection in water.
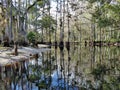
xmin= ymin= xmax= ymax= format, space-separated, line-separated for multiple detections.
xmin=0 ymin=46 xmax=120 ymax=90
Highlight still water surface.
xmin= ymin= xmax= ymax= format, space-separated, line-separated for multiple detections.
xmin=0 ymin=45 xmax=120 ymax=90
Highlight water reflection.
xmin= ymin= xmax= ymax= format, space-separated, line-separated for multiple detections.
xmin=0 ymin=46 xmax=120 ymax=90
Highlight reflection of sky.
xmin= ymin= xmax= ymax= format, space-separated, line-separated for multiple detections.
xmin=11 ymin=70 xmax=78 ymax=90
xmin=51 ymin=70 xmax=79 ymax=90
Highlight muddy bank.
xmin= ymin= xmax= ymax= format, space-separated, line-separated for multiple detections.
xmin=0 ymin=46 xmax=50 ymax=72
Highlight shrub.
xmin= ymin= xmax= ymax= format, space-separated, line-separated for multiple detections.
xmin=27 ymin=31 xmax=36 ymax=44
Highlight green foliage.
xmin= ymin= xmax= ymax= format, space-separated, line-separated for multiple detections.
xmin=97 ymin=17 xmax=113 ymax=27
xmin=37 ymin=0 xmax=46 ymax=7
xmin=38 ymin=80 xmax=48 ymax=88
xmin=88 ymin=0 xmax=112 ymax=4
xmin=27 ymin=31 xmax=36 ymax=43
xmin=91 ymin=1 xmax=120 ymax=28
xmin=29 ymin=74 xmax=40 ymax=82
xmin=88 ymin=0 xmax=97 ymax=3
xmin=91 ymin=64 xmax=108 ymax=80
xmin=40 ymin=15 xmax=56 ymax=29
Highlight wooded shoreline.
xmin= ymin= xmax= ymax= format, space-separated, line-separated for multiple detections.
xmin=39 ymin=41 xmax=120 ymax=47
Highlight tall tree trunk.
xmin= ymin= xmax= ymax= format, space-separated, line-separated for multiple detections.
xmin=14 ymin=42 xmax=18 ymax=56
xmin=24 ymin=0 xmax=28 ymax=42
xmin=55 ymin=0 xmax=58 ymax=45
xmin=41 ymin=1 xmax=45 ymax=43
xmin=48 ymin=0 xmax=51 ymax=44
xmin=59 ymin=0 xmax=64 ymax=46
xmin=67 ymin=0 xmax=70 ymax=48
xmin=9 ymin=0 xmax=13 ymax=42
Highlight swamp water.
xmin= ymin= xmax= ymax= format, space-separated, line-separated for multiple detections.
xmin=0 ymin=45 xmax=120 ymax=90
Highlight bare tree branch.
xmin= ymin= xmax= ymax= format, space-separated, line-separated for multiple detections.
xmin=24 ymin=0 xmax=42 ymax=16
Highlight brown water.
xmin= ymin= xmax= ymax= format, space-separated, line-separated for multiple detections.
xmin=0 ymin=45 xmax=120 ymax=90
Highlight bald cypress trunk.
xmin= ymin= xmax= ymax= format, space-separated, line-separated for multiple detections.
xmin=9 ymin=0 xmax=13 ymax=42
xmin=14 ymin=42 xmax=18 ymax=56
